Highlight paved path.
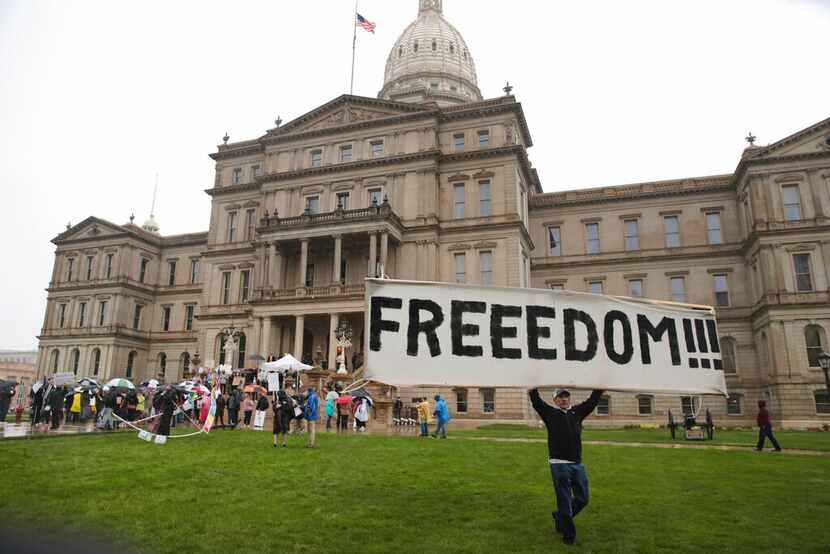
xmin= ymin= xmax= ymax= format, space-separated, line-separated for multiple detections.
xmin=460 ymin=435 xmax=830 ymax=457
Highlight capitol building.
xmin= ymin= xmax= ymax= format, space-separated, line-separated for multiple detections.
xmin=36 ymin=0 xmax=830 ymax=427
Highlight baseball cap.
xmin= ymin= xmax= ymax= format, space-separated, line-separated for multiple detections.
xmin=553 ymin=388 xmax=571 ymax=398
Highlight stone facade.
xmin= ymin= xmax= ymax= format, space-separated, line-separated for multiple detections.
xmin=34 ymin=2 xmax=830 ymax=428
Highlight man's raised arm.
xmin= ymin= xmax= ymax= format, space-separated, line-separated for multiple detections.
xmin=529 ymin=388 xmax=553 ymax=418
xmin=574 ymin=390 xmax=605 ymax=420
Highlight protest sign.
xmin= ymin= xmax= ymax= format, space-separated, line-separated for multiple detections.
xmin=365 ymin=279 xmax=727 ymax=396
xmin=53 ymin=372 xmax=75 ymax=386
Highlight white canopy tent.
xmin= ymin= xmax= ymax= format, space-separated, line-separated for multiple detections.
xmin=262 ymin=354 xmax=313 ymax=373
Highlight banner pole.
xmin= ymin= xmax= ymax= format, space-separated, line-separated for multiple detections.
xmin=350 ymin=0 xmax=358 ymax=95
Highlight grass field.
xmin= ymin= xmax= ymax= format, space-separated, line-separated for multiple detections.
xmin=1 ymin=429 xmax=829 ymax=553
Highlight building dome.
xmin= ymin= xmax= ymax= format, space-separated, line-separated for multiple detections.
xmin=142 ymin=214 xmax=160 ymax=234
xmin=379 ymin=0 xmax=482 ymax=106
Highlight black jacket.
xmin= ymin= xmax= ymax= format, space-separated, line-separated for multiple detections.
xmin=529 ymin=389 xmax=604 ymax=464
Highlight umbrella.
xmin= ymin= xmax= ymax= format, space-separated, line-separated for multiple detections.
xmin=78 ymin=378 xmax=100 ymax=388
xmin=263 ymin=354 xmax=312 ymax=373
xmin=336 ymin=394 xmax=353 ymax=406
xmin=105 ymin=378 xmax=135 ymax=390
xmin=249 ymin=354 xmax=266 ymax=362
xmin=0 ymin=379 xmax=17 ymax=393
xmin=140 ymin=379 xmax=160 ymax=389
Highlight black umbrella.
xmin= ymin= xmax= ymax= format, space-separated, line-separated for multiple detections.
xmin=249 ymin=354 xmax=266 ymax=362
xmin=351 ymin=389 xmax=374 ymax=406
xmin=78 ymin=378 xmax=100 ymax=388
xmin=0 ymin=379 xmax=18 ymax=393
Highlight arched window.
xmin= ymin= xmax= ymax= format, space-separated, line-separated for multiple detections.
xmin=815 ymin=390 xmax=830 ymax=414
xmin=180 ymin=351 xmax=190 ymax=372
xmin=237 ymin=333 xmax=247 ymax=368
xmin=721 ymin=337 xmax=737 ymax=374
xmin=158 ymin=352 xmax=167 ymax=374
xmin=413 ymin=40 xmax=418 ymax=53
xmin=70 ymin=349 xmax=80 ymax=375
xmin=216 ymin=334 xmax=226 ymax=366
xmin=758 ymin=331 xmax=770 ymax=372
xmin=805 ymin=325 xmax=826 ymax=368
xmin=398 ymin=45 xmax=403 ymax=57
xmin=463 ymin=49 xmax=467 ymax=59
xmin=50 ymin=350 xmax=59 ymax=373
xmin=431 ymin=38 xmax=436 ymax=51
xmin=91 ymin=348 xmax=101 ymax=376
xmin=126 ymin=351 xmax=137 ymax=378
xmin=449 ymin=43 xmax=455 ymax=54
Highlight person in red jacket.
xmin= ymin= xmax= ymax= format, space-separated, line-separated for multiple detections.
xmin=755 ymin=400 xmax=782 ymax=452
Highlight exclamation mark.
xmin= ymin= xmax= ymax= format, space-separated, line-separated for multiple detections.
xmin=683 ymin=318 xmax=698 ymax=368
xmin=706 ymin=319 xmax=723 ymax=370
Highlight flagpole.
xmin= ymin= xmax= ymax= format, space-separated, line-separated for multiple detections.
xmin=350 ymin=0 xmax=358 ymax=95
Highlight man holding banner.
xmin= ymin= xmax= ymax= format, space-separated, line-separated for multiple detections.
xmin=530 ymin=387 xmax=604 ymax=546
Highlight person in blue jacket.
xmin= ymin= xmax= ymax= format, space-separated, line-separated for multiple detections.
xmin=431 ymin=394 xmax=450 ymax=439
xmin=304 ymin=387 xmax=319 ymax=448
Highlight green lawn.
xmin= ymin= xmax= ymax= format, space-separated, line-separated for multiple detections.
xmin=456 ymin=424 xmax=830 ymax=452
xmin=1 ymin=430 xmax=830 ymax=553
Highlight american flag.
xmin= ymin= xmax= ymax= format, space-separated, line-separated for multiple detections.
xmin=356 ymin=13 xmax=376 ymax=33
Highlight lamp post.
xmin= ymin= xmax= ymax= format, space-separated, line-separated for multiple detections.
xmin=818 ymin=352 xmax=830 ymax=409
xmin=334 ymin=320 xmax=353 ymax=375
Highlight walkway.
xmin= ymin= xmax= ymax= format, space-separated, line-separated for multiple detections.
xmin=459 ymin=435 xmax=830 ymax=457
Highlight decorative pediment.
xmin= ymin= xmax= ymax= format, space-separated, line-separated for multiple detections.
xmin=751 ymin=117 xmax=830 ymax=159
xmin=472 ymin=170 xmax=495 ymax=179
xmin=447 ymin=243 xmax=471 ymax=251
xmin=52 ymin=216 xmax=128 ymax=244
xmin=447 ymin=173 xmax=470 ymax=181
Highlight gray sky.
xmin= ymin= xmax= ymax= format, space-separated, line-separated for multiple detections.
xmin=1 ymin=0 xmax=828 ymax=351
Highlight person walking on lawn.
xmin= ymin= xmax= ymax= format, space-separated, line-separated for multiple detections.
xmin=529 ymin=387 xmax=604 ymax=546
xmin=755 ymin=400 xmax=782 ymax=452
xmin=304 ymin=387 xmax=319 ymax=448
xmin=431 ymin=394 xmax=450 ymax=438
xmin=417 ymin=397 xmax=432 ymax=437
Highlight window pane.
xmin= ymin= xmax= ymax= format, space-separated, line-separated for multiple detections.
xmin=454 ymin=134 xmax=465 ymax=150
xmin=664 ymin=216 xmax=680 ymax=247
xmin=454 ymin=184 xmax=465 ymax=218
xmin=482 ymin=389 xmax=495 ymax=413
xmin=714 ymin=274 xmax=729 ymax=306
xmin=590 ymin=281 xmax=603 ymax=294
xmin=480 ymin=251 xmax=493 ymax=286
xmin=727 ymin=394 xmax=742 ymax=415
xmin=454 ymin=253 xmax=466 ymax=283
xmin=815 ymin=390 xmax=830 ymax=414
xmin=548 ymin=226 xmax=561 ymax=256
xmin=478 ymin=131 xmax=489 ymax=147
xmin=628 ymin=279 xmax=643 ymax=298
xmin=371 ymin=142 xmax=384 ymax=157
xmin=638 ymin=396 xmax=652 ymax=415
xmin=585 ymin=223 xmax=600 ymax=254
xmin=782 ymin=185 xmax=801 ymax=221
xmin=794 ymin=254 xmax=813 ymax=292
xmin=305 ymin=196 xmax=320 ymax=214
xmin=369 ymin=189 xmax=382 ymax=206
xmin=722 ymin=338 xmax=737 ymax=374
xmin=596 ymin=395 xmax=609 ymax=415
xmin=706 ymin=213 xmax=722 ymax=244
xmin=624 ymin=219 xmax=639 ymax=251
xmin=479 ymin=181 xmax=491 ymax=216
xmin=806 ymin=326 xmax=824 ymax=367
xmin=340 ymin=145 xmax=352 ymax=162
xmin=670 ymin=277 xmax=685 ymax=303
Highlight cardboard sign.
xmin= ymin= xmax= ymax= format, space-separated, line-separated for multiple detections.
xmin=365 ymin=279 xmax=727 ymax=396
xmin=53 ymin=372 xmax=75 ymax=386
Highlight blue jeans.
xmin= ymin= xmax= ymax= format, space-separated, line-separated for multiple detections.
xmin=757 ymin=424 xmax=781 ymax=450
xmin=420 ymin=422 xmax=429 ymax=436
xmin=433 ymin=420 xmax=448 ymax=438
xmin=550 ymin=463 xmax=589 ymax=540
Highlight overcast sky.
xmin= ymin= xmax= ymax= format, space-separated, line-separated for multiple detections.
xmin=1 ymin=0 xmax=828 ymax=351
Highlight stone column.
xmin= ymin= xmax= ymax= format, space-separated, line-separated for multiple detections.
xmin=380 ymin=231 xmax=389 ymax=277
xmin=260 ymin=244 xmax=268 ymax=287
xmin=267 ymin=242 xmax=277 ymax=286
xmin=299 ymin=239 xmax=309 ymax=288
xmin=332 ymin=234 xmax=342 ymax=285
xmin=294 ymin=314 xmax=305 ymax=360
xmin=328 ymin=313 xmax=339 ymax=371
xmin=368 ymin=232 xmax=377 ymax=278
xmin=260 ymin=316 xmax=272 ymax=359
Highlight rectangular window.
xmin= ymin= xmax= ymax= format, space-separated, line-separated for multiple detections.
xmin=86 ymin=256 xmax=94 ymax=280
xmin=310 ymin=150 xmax=322 ymax=167
xmin=548 ymin=226 xmax=561 ymax=256
xmin=336 ymin=191 xmax=350 ymax=210
xmin=167 ymin=261 xmax=176 ymax=286
xmin=221 ymin=272 xmax=231 ymax=305
xmin=305 ymin=196 xmax=320 ymax=214
xmin=138 ymin=258 xmax=148 ymax=283
xmin=681 ymin=396 xmax=695 ymax=416
xmin=371 ymin=141 xmax=384 ymax=158
xmin=482 ymin=388 xmax=495 ymax=413
xmin=455 ymin=389 xmax=468 ymax=413
xmin=58 ymin=304 xmax=66 ymax=328
xmin=664 ymin=216 xmax=680 ymax=248
xmin=726 ymin=394 xmax=742 ymax=415
xmin=227 ymin=211 xmax=237 ymax=242
xmin=550 ymin=283 xmax=565 ymax=291
xmin=133 ymin=305 xmax=143 ymax=330
xmin=585 ymin=222 xmax=600 ymax=254
xmin=368 ymin=189 xmax=382 ymax=207
xmin=339 ymin=144 xmax=353 ymax=162
xmin=670 ymin=276 xmax=686 ymax=303
xmin=105 ymin=254 xmax=113 ymax=279
xmin=714 ymin=274 xmax=730 ymax=307
xmin=66 ymin=258 xmax=75 ymax=281
xmin=245 ymin=209 xmax=256 ymax=241
xmin=782 ymin=184 xmax=802 ymax=221
xmin=162 ymin=307 xmax=171 ymax=332
xmin=453 ymin=133 xmax=465 ymax=151
xmin=478 ymin=130 xmax=490 ymax=147
xmin=596 ymin=395 xmax=610 ymax=416
xmin=339 ymin=258 xmax=347 ymax=284
xmin=453 ymin=183 xmax=465 ymax=218
xmin=240 ymin=270 xmax=251 ymax=302
xmin=78 ymin=302 xmax=86 ymax=327
xmin=98 ymin=301 xmax=107 ymax=326
xmin=185 ymin=305 xmax=194 ymax=331
xmin=706 ymin=212 xmax=723 ymax=245
xmin=628 ymin=279 xmax=643 ymax=298
xmin=305 ymin=264 xmax=315 ymax=287
xmin=480 ymin=250 xmax=493 ymax=285
xmin=638 ymin=396 xmax=653 ymax=415
xmin=454 ymin=253 xmax=466 ymax=284
xmin=250 ymin=164 xmax=261 ymax=179
xmin=624 ymin=219 xmax=639 ymax=251
xmin=190 ymin=260 xmax=199 ymax=284
xmin=589 ymin=281 xmax=603 ymax=294
xmin=793 ymin=253 xmax=813 ymax=292
xmin=232 ymin=167 xmax=242 ymax=185
xmin=479 ymin=180 xmax=491 ymax=216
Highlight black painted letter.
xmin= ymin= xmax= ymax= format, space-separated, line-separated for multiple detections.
xmin=491 ymin=304 xmax=522 ymax=359
xmin=637 ymin=314 xmax=681 ymax=365
xmin=603 ymin=310 xmax=633 ymax=364
xmin=451 ymin=300 xmax=486 ymax=357
xmin=564 ymin=308 xmax=598 ymax=362
xmin=369 ymin=296 xmax=402 ymax=352
xmin=527 ymin=305 xmax=557 ymax=360
xmin=407 ymin=299 xmax=444 ymax=357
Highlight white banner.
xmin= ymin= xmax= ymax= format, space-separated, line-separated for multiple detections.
xmin=364 ymin=280 xmax=727 ymax=396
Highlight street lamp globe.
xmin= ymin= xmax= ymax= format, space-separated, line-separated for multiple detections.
xmin=818 ymin=351 xmax=830 ymax=371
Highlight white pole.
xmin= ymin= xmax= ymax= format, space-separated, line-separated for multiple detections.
xmin=350 ymin=0 xmax=358 ymax=95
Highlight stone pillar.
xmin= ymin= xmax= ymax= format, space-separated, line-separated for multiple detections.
xmin=328 ymin=313 xmax=339 ymax=371
xmin=267 ymin=242 xmax=277 ymax=286
xmin=368 ymin=232 xmax=377 ymax=278
xmin=294 ymin=315 xmax=305 ymax=360
xmin=380 ymin=231 xmax=389 ymax=277
xmin=299 ymin=239 xmax=309 ymax=288
xmin=260 ymin=316 xmax=272 ymax=358
xmin=333 ymin=234 xmax=342 ymax=285
xmin=261 ymin=244 xmax=270 ymax=286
